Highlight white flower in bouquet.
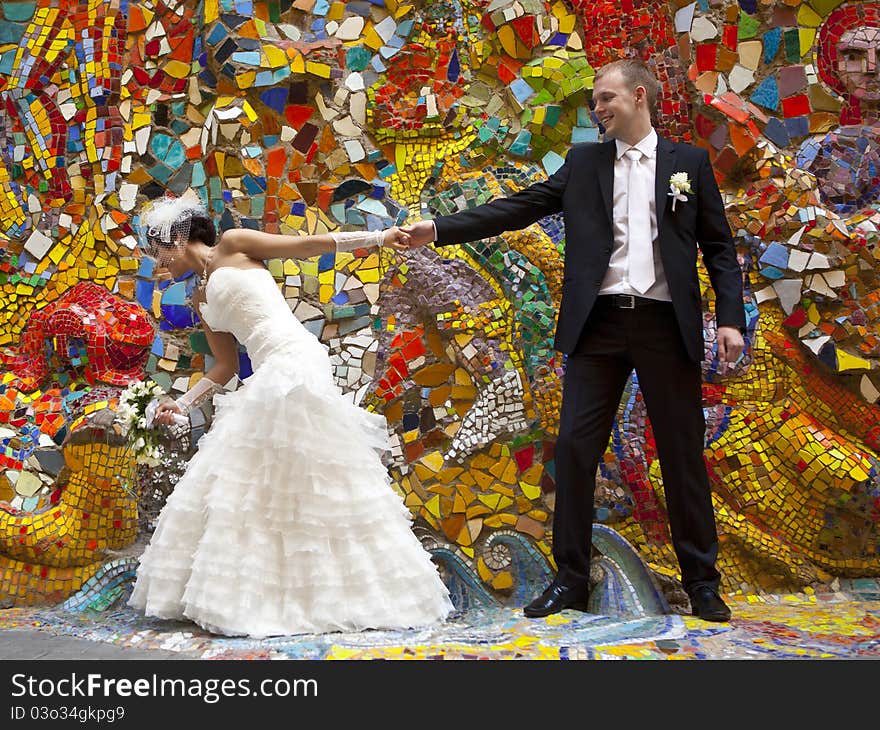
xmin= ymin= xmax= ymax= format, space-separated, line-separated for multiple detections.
xmin=118 ymin=379 xmax=169 ymax=467
xmin=137 ymin=444 xmax=164 ymax=467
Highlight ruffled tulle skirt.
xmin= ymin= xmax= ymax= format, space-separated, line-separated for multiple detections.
xmin=128 ymin=341 xmax=454 ymax=638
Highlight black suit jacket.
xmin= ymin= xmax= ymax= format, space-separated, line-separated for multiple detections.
xmin=433 ymin=135 xmax=746 ymax=363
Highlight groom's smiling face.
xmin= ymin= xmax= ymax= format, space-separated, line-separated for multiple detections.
xmin=592 ymin=69 xmax=647 ymax=144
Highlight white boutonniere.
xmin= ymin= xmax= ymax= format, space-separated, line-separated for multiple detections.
xmin=668 ymin=172 xmax=692 ymax=212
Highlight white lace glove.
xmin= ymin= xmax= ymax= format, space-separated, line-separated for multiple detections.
xmin=331 ymin=229 xmax=384 ymax=252
xmin=176 ymin=376 xmax=224 ymax=410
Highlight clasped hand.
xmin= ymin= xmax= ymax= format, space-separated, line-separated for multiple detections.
xmin=379 ymin=221 xmax=437 ymax=250
xmin=154 ymin=399 xmax=185 ymax=426
xmin=382 ymin=227 xmax=415 ymax=251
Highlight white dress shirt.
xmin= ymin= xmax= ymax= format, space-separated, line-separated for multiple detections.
xmin=598 ymin=128 xmax=671 ymax=301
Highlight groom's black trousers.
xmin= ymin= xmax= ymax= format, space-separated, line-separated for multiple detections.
xmin=553 ymin=295 xmax=721 ymax=593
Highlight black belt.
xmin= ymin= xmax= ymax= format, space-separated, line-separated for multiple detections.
xmin=595 ymin=294 xmax=669 ymax=309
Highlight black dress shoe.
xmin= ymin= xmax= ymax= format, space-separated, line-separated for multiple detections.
xmin=688 ymin=585 xmax=731 ymax=622
xmin=523 ymin=580 xmax=590 ymax=618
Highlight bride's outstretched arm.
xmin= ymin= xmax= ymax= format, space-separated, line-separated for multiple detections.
xmin=154 ymin=292 xmax=239 ymax=426
xmin=218 ymin=226 xmax=411 ymax=260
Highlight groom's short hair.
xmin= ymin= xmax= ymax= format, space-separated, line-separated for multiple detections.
xmin=595 ymin=59 xmax=660 ymax=108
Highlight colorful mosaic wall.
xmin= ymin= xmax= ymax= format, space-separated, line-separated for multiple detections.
xmin=0 ymin=0 xmax=878 ymax=608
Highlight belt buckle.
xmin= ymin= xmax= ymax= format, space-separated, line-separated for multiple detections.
xmin=618 ymin=294 xmax=636 ymax=309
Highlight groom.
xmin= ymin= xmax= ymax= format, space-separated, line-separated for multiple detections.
xmin=402 ymin=59 xmax=745 ymax=622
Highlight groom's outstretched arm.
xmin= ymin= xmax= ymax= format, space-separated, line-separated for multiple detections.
xmin=404 ymin=152 xmax=572 ymax=247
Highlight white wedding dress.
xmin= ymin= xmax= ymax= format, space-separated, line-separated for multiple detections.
xmin=128 ymin=266 xmax=454 ymax=637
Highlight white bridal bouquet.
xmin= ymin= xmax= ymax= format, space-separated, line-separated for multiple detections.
xmin=116 ymin=380 xmax=181 ymax=466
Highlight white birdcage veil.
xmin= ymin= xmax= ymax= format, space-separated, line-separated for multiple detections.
xmin=139 ymin=192 xmax=207 ymax=257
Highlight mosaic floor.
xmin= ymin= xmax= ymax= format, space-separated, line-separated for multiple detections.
xmin=2 ymin=589 xmax=879 ymax=660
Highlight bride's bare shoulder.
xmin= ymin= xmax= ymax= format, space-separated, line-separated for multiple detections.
xmin=212 ymin=231 xmax=267 ymax=271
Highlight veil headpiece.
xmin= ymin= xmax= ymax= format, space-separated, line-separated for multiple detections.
xmin=139 ymin=190 xmax=207 ymax=256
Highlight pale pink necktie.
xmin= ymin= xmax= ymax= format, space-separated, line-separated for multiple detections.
xmin=624 ymin=148 xmax=655 ymax=294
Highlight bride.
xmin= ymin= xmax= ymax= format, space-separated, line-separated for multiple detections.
xmin=128 ymin=194 xmax=454 ymax=637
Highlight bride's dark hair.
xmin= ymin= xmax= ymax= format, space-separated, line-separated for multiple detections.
xmin=188 ymin=214 xmax=217 ymax=247
xmin=140 ymin=194 xmax=216 ymax=251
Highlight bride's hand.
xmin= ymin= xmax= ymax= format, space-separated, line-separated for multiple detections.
xmin=382 ymin=227 xmax=411 ymax=251
xmin=154 ymin=400 xmax=185 ymax=426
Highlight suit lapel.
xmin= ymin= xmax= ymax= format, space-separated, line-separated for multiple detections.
xmin=655 ymin=135 xmax=676 ymax=231
xmin=597 ymin=141 xmax=615 ymax=224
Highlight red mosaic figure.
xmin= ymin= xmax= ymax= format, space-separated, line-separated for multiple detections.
xmin=1 ymin=282 xmax=154 ymax=392
xmin=803 ymin=4 xmax=880 ymax=211
xmin=818 ymin=2 xmax=880 ymax=126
